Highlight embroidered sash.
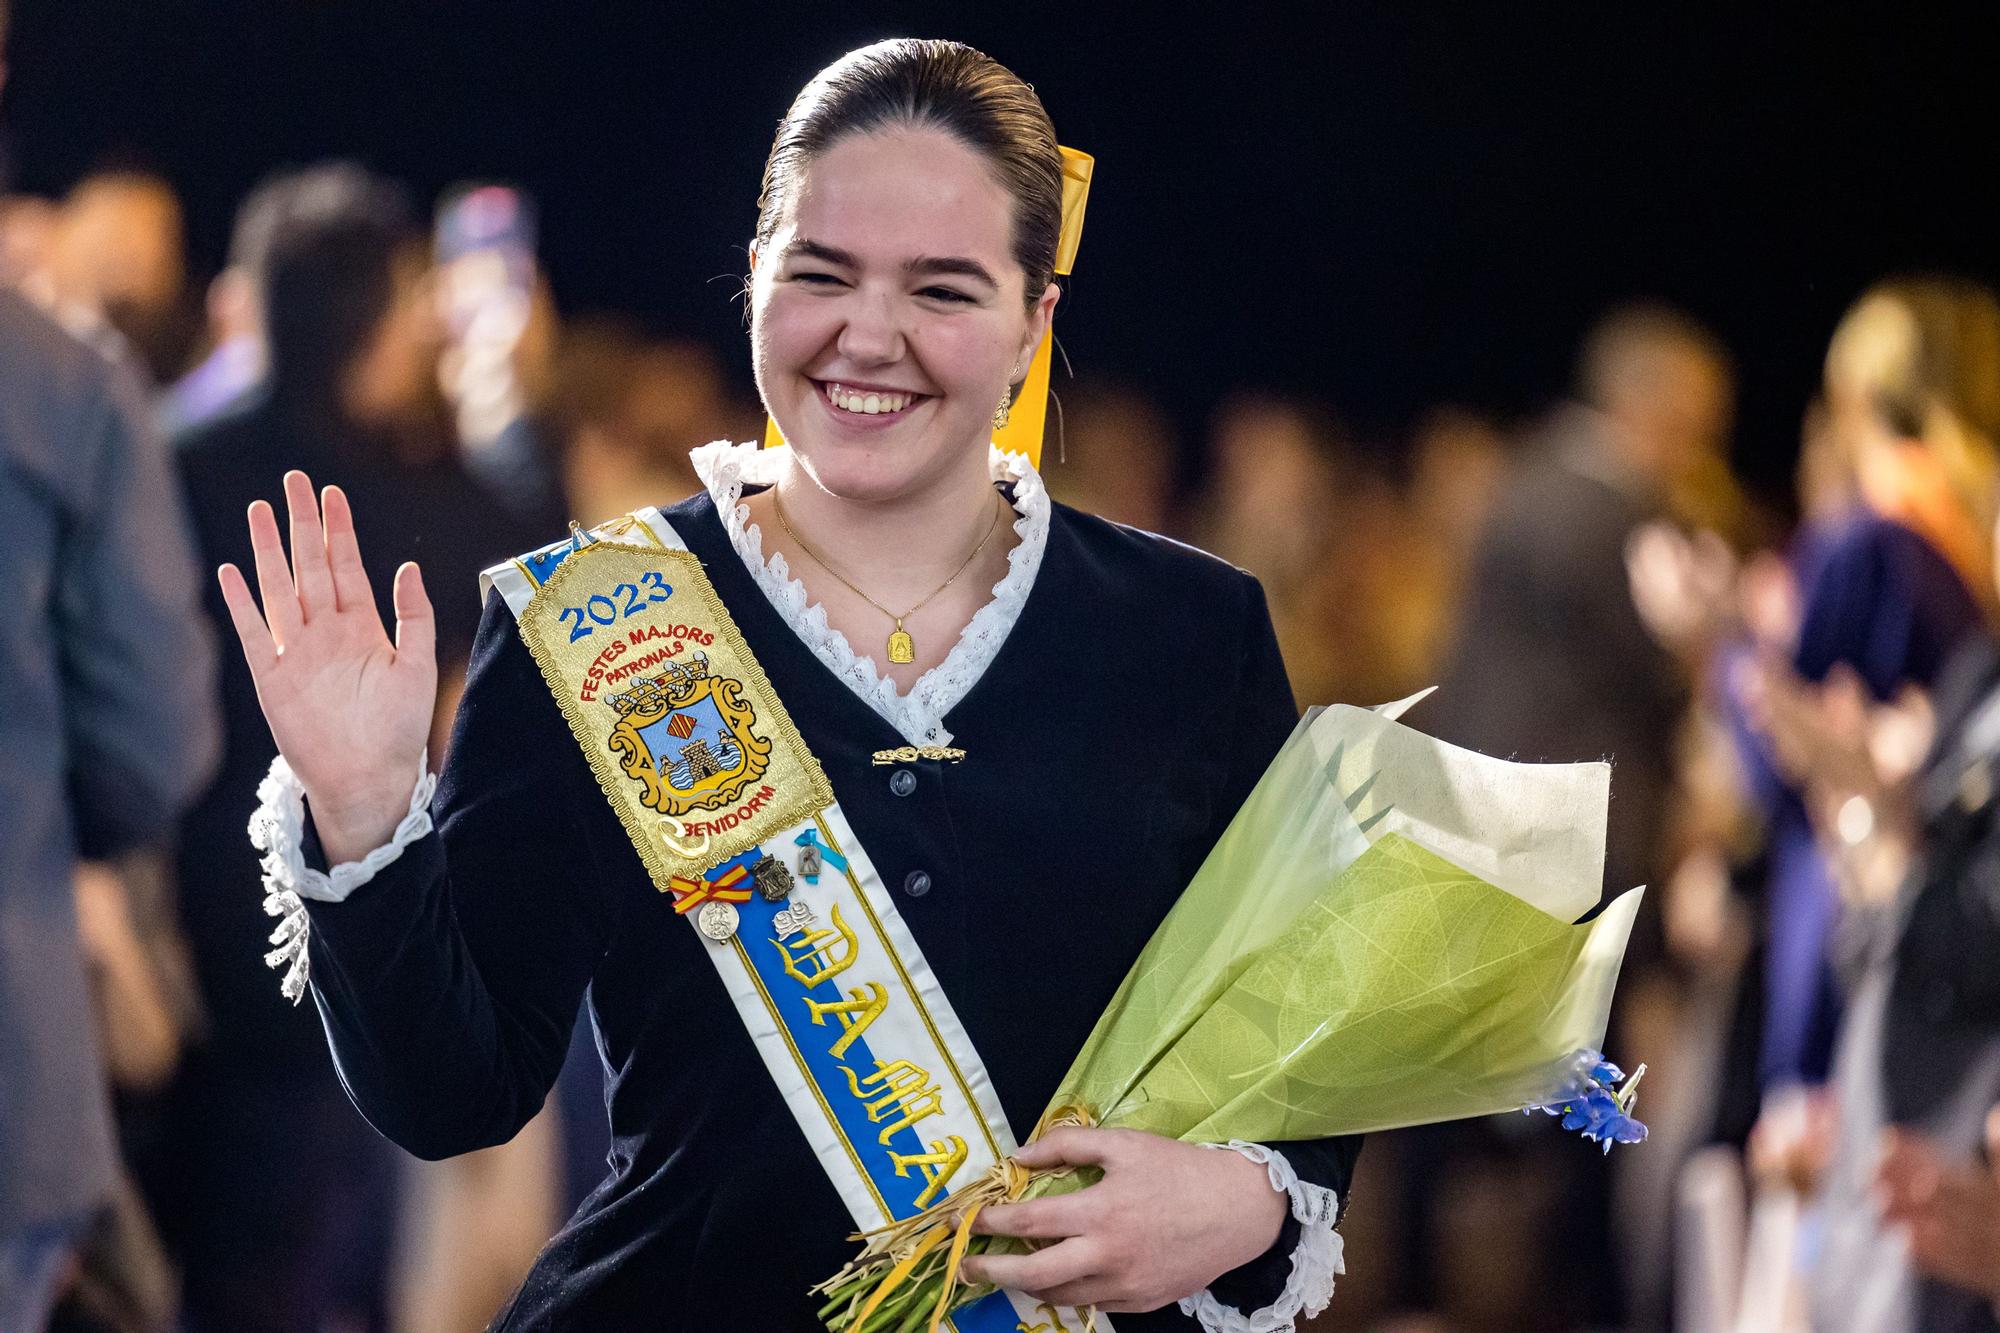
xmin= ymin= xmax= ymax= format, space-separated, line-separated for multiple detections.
xmin=482 ymin=510 xmax=1110 ymax=1333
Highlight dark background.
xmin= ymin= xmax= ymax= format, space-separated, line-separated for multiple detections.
xmin=6 ymin=2 xmax=1996 ymax=500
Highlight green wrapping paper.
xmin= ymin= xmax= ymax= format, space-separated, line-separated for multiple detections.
xmin=1054 ymin=692 xmax=1640 ymax=1143
xmin=1067 ymin=832 xmax=1640 ymax=1142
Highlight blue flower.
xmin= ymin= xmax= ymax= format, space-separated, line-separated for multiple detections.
xmin=1603 ymin=1114 xmax=1648 ymax=1152
xmin=1528 ymin=1050 xmax=1649 ymax=1153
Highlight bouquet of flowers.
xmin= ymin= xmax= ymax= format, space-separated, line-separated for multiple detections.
xmin=814 ymin=693 xmax=1649 ymax=1332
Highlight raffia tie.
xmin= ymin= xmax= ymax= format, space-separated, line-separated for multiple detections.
xmin=812 ymin=1104 xmax=1098 ymax=1332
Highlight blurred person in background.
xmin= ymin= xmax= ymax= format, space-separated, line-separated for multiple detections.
xmin=38 ymin=171 xmax=193 ymax=382
xmin=1407 ymin=304 xmax=1733 ymax=1329
xmin=1306 ymin=408 xmax=1509 ymax=710
xmin=432 ymin=181 xmax=567 ymax=525
xmin=1776 ymin=281 xmax=1999 ymax=1093
xmin=0 ymin=218 xmax=219 ymax=1333
xmin=1739 ymin=276 xmax=2000 ymax=1333
xmin=1190 ymin=397 xmax=1509 ymax=713
xmin=546 ymin=318 xmax=740 ymax=523
xmin=2 ymin=14 xmax=220 ymax=1331
xmin=1732 ymin=280 xmax=2000 ymax=1178
xmin=4 ymin=169 xmax=191 ymax=379
xmin=1437 ymin=303 xmax=1733 ymax=950
xmin=161 ymin=161 xmax=556 ymax=1333
xmin=1037 ymin=377 xmax=1184 ymax=536
xmin=54 ymin=859 xmax=199 ymax=1333
xmin=158 ymin=214 xmax=267 ymax=436
xmin=1878 ymin=1108 xmax=2000 ymax=1317
xmin=1193 ymin=392 xmax=1347 ymax=703
xmin=0 ymin=189 xmax=56 ymax=284
xmin=1632 ymin=400 xmax=1856 ymax=1169
xmin=1194 ymin=391 xmax=1342 ymax=601
xmin=1619 ymin=410 xmax=1823 ymax=1333
xmin=1401 ymin=408 xmax=1509 ymax=593
xmin=1401 ymin=409 xmax=1509 ymax=678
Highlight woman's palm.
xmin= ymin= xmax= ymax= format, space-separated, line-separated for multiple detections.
xmin=218 ymin=470 xmax=437 ymax=856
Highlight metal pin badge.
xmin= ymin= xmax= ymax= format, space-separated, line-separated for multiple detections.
xmin=752 ymin=854 xmax=795 ymax=902
xmin=772 ymin=900 xmax=818 ymax=940
xmin=696 ymin=900 xmax=740 ymax=942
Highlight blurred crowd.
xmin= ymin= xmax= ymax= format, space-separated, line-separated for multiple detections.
xmin=9 ymin=62 xmax=2000 ymax=1333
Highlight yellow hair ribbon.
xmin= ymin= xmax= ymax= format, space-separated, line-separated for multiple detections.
xmin=991 ymin=148 xmax=1093 ymax=469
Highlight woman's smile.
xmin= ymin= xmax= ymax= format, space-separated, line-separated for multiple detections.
xmin=810 ymin=377 xmax=932 ymax=431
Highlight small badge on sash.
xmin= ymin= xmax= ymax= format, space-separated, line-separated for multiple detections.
xmin=752 ymin=854 xmax=794 ymax=902
xmin=793 ymin=827 xmax=847 ymax=885
xmin=695 ymin=900 xmax=740 ymax=942
xmin=771 ymin=899 xmax=817 ymax=939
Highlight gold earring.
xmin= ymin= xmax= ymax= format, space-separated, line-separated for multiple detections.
xmin=992 ymin=366 xmax=1022 ymax=430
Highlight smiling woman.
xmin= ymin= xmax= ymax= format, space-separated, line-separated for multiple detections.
xmin=215 ymin=37 xmax=1358 ymax=1333
xmin=744 ymin=114 xmax=1061 ymax=685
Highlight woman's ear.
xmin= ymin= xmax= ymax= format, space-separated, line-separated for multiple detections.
xmin=1019 ymin=281 xmax=1061 ymax=373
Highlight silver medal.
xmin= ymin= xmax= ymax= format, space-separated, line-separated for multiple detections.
xmin=696 ymin=900 xmax=740 ymax=942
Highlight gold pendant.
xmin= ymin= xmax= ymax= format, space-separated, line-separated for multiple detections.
xmin=887 ymin=627 xmax=915 ymax=664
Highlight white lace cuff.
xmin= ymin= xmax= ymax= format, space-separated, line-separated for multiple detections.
xmin=247 ymin=752 xmax=437 ymax=1003
xmin=1178 ymin=1141 xmax=1344 ymax=1333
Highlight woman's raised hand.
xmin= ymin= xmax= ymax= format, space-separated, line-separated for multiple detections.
xmin=218 ymin=470 xmax=438 ymax=864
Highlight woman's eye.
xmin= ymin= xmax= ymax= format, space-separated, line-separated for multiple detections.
xmin=920 ymin=287 xmax=975 ymax=304
xmin=790 ymin=271 xmax=844 ymax=287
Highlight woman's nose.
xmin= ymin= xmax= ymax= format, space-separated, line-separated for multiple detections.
xmin=835 ymin=288 xmax=906 ymax=365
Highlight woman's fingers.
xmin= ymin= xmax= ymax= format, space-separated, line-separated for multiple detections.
xmin=972 ymin=1194 xmax=1092 ymax=1240
xmin=246 ymin=498 xmax=301 ymax=648
xmin=1010 ymin=1127 xmax=1121 ymax=1171
xmin=392 ymin=562 xmax=434 ymax=667
xmin=960 ymin=1235 xmax=1100 ymax=1294
xmin=216 ymin=562 xmax=279 ymax=679
xmin=321 ymin=484 xmax=377 ymax=615
xmin=283 ymin=470 xmax=336 ymax=620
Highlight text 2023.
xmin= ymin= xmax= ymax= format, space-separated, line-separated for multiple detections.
xmin=559 ymin=571 xmax=673 ymax=642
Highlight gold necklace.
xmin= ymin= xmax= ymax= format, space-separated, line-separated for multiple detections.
xmin=772 ymin=488 xmax=1006 ymax=666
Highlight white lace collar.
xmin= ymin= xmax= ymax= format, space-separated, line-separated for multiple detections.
xmin=689 ymin=439 xmax=1050 ymax=748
